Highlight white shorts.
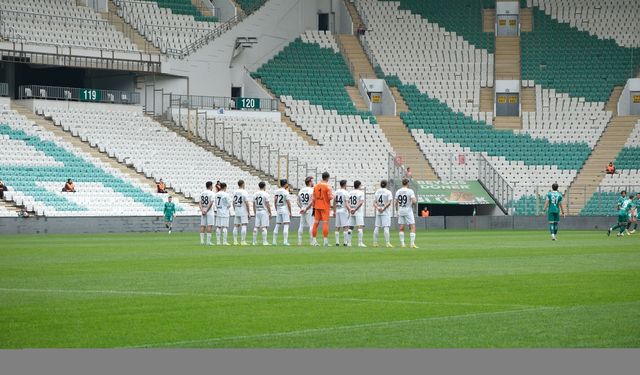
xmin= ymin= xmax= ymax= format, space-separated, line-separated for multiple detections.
xmin=276 ymin=211 xmax=290 ymax=224
xmin=375 ymin=214 xmax=391 ymax=228
xmin=299 ymin=210 xmax=313 ymax=228
xmin=398 ymin=212 xmax=415 ymax=225
xmin=215 ymin=216 xmax=229 ymax=227
xmin=200 ymin=211 xmax=215 ymax=226
xmin=349 ymin=214 xmax=365 ymax=227
xmin=254 ymin=211 xmax=270 ymax=228
xmin=234 ymin=214 xmax=249 ymax=225
xmin=335 ymin=211 xmax=350 ymax=228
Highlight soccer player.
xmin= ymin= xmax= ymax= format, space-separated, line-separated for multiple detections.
xmin=627 ymin=194 xmax=638 ymax=234
xmin=297 ymin=176 xmax=314 ymax=246
xmin=395 ymin=178 xmax=418 ymax=248
xmin=543 ymin=183 xmax=565 ymax=241
xmin=252 ymin=181 xmax=272 ymax=246
xmin=347 ymin=180 xmax=366 ymax=247
xmin=214 ymin=182 xmax=232 ymax=245
xmin=199 ymin=181 xmax=216 ymax=245
xmin=311 ymin=171 xmax=333 ymax=247
xmin=373 ymin=180 xmax=393 ymax=247
xmin=232 ymin=180 xmax=251 ymax=245
xmin=609 ymin=192 xmax=634 ymax=237
xmin=333 ymin=179 xmax=350 ymax=246
xmin=163 ymin=195 xmax=176 ymax=234
xmin=273 ymin=179 xmax=292 ymax=246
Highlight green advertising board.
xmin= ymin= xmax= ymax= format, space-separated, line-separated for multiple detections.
xmin=235 ymin=97 xmax=261 ymax=109
xmin=80 ymin=89 xmax=102 ymax=102
xmin=412 ymin=180 xmax=495 ymax=205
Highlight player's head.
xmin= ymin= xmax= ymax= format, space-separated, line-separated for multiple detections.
xmin=380 ymin=180 xmax=387 ymax=188
xmin=237 ymin=179 xmax=245 ymax=188
xmin=552 ymin=183 xmax=559 ymax=191
xmin=354 ymin=180 xmax=362 ymax=189
xmin=630 ymin=193 xmax=636 ymax=200
xmin=305 ymin=176 xmax=314 ymax=187
xmin=322 ymin=172 xmax=330 ymax=181
xmin=206 ymin=181 xmax=213 ymax=190
xmin=258 ymin=181 xmax=266 ymax=190
xmin=167 ymin=195 xmax=172 ymax=201
xmin=280 ymin=179 xmax=288 ymax=188
xmin=220 ymin=182 xmax=227 ymax=191
xmin=215 ymin=181 xmax=221 ymax=191
xmin=402 ymin=178 xmax=410 ymax=187
xmin=621 ymin=190 xmax=627 ymax=197
xmin=339 ymin=179 xmax=347 ymax=188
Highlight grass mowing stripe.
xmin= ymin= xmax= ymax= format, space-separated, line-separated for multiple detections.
xmin=126 ymin=300 xmax=640 ymax=348
xmin=0 ymin=288 xmax=537 ymax=309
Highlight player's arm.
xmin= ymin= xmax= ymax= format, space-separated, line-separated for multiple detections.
xmin=354 ymin=196 xmax=364 ymax=212
xmin=383 ymin=194 xmax=392 ymax=212
xmin=245 ymin=196 xmax=252 ymax=217
xmin=266 ymin=197 xmax=273 ymax=217
xmin=286 ymin=196 xmax=292 ymax=215
xmin=560 ymin=202 xmax=565 ymax=217
xmin=411 ymin=194 xmax=417 ymax=209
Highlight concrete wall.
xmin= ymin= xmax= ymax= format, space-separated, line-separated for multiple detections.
xmin=211 ymin=0 xmax=237 ymax=22
xmin=0 ymin=216 xmax=617 ymax=235
xmin=159 ymin=0 xmax=341 ymax=97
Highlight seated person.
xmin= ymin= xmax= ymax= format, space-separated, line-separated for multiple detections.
xmin=157 ymin=179 xmax=168 ymax=194
xmin=62 ymin=179 xmax=76 ymax=192
xmin=19 ymin=207 xmax=29 ymax=218
xmin=606 ymin=162 xmax=616 ymax=175
xmin=0 ymin=180 xmax=7 ymax=199
xmin=421 ymin=207 xmax=430 ymax=217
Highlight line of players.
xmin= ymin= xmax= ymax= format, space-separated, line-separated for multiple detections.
xmin=195 ymin=173 xmax=418 ymax=248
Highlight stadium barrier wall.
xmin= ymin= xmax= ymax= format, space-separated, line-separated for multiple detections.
xmin=0 ymin=216 xmax=619 ymax=235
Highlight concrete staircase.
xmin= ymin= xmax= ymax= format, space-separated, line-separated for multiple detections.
xmin=520 ymin=8 xmax=534 ymax=32
xmin=495 ymin=36 xmax=520 ymax=81
xmin=346 ymin=86 xmax=369 ymax=111
xmin=493 ymin=116 xmax=521 ymax=130
xmin=565 ymin=87 xmax=639 ymax=215
xmin=336 ymin=34 xmax=376 ymax=79
xmin=101 ymin=0 xmax=161 ymax=54
xmin=480 ymin=87 xmax=494 ymax=113
xmin=0 ymin=199 xmax=23 ymax=215
xmin=343 ymin=0 xmax=365 ymax=34
xmin=10 ymin=102 xmax=197 ymax=206
xmin=156 ymin=117 xmax=281 ymax=187
xmin=390 ymin=87 xmax=409 ymax=113
xmin=521 ymin=87 xmax=536 ymax=112
xmin=191 ymin=0 xmax=214 ymax=17
xmin=483 ymin=9 xmax=496 ymax=33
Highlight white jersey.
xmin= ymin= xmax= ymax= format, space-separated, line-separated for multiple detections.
xmin=374 ymin=188 xmax=393 ymax=216
xmin=199 ymin=190 xmax=216 ymax=212
xmin=348 ymin=189 xmax=365 ymax=217
xmin=274 ymin=188 xmax=290 ymax=214
xmin=233 ymin=189 xmax=250 ymax=216
xmin=253 ymin=191 xmax=270 ymax=212
xmin=297 ymin=187 xmax=313 ymax=210
xmin=334 ymin=189 xmax=349 ymax=213
xmin=214 ymin=191 xmax=232 ymax=218
xmin=395 ymin=187 xmax=416 ymax=216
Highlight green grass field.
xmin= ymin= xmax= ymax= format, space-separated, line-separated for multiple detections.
xmin=1 ymin=230 xmax=639 ymax=348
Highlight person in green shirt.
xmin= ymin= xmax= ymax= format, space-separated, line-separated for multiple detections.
xmin=625 ymin=194 xmax=638 ymax=234
xmin=608 ymin=192 xmax=634 ymax=237
xmin=163 ymin=196 xmax=177 ymax=234
xmin=543 ymin=183 xmax=565 ymax=241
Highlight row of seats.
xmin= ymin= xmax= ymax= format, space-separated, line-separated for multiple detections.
xmin=0 ymin=0 xmax=138 ymax=52
xmin=528 ymin=0 xmax=640 ymax=48
xmin=38 ymin=103 xmax=273 ymax=203
xmin=140 ymin=0 xmax=217 ymax=22
xmin=1 ymin=106 xmax=193 ymax=217
xmin=613 ymin=119 xmax=640 ymax=170
xmin=234 ymin=0 xmax=268 ymax=15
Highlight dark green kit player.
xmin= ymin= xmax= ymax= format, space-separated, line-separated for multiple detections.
xmin=543 ymin=183 xmax=565 ymax=241
xmin=608 ymin=192 xmax=634 ymax=237
xmin=164 ymin=196 xmax=176 ymax=234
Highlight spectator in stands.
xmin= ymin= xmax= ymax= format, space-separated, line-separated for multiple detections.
xmin=421 ymin=207 xmax=430 ymax=218
xmin=606 ymin=162 xmax=616 ymax=175
xmin=405 ymin=167 xmax=413 ymax=180
xmin=62 ymin=179 xmax=76 ymax=193
xmin=19 ymin=207 xmax=29 ymax=218
xmin=157 ymin=179 xmax=168 ymax=194
xmin=0 ymin=180 xmax=7 ymax=199
xmin=357 ymin=24 xmax=366 ymax=36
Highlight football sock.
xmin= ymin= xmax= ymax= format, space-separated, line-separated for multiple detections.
xmin=200 ymin=233 xmax=205 ymax=244
xmin=312 ymin=222 xmax=319 ymax=238
xmin=634 ymin=223 xmax=638 ymax=230
xmin=346 ymin=230 xmax=352 ymax=245
xmin=335 ymin=231 xmax=340 ymax=244
xmin=357 ymin=228 xmax=363 ymax=245
xmin=399 ymin=231 xmax=405 ymax=246
xmin=298 ymin=225 xmax=304 ymax=244
xmin=283 ymin=224 xmax=289 ymax=244
xmin=206 ymin=233 xmax=212 ymax=244
xmin=222 ymin=228 xmax=228 ymax=243
xmin=241 ymin=226 xmax=247 ymax=242
xmin=262 ymin=228 xmax=268 ymax=243
xmin=252 ymin=228 xmax=258 ymax=244
xmin=383 ymin=227 xmax=390 ymax=244
xmin=554 ymin=223 xmax=559 ymax=235
xmin=373 ymin=227 xmax=379 ymax=243
xmin=273 ymin=224 xmax=280 ymax=244
xmin=215 ymin=228 xmax=221 ymax=244
xmin=232 ymin=227 xmax=238 ymax=243
xmin=549 ymin=223 xmax=554 ymax=235
xmin=619 ymin=225 xmax=626 ymax=234
xmin=410 ymin=232 xmax=416 ymax=246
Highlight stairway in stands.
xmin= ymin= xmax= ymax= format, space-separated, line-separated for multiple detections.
xmin=101 ymin=0 xmax=161 ymax=54
xmin=565 ymin=87 xmax=640 ymax=215
xmin=10 ymin=101 xmax=195 ymax=206
xmin=493 ymin=35 xmax=521 ymax=130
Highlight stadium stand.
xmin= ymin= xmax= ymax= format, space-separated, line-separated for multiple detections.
xmin=37 ymin=103 xmax=272 ymax=203
xmin=0 ymin=106 xmax=193 ymax=216
xmin=0 ymin=0 xmax=139 ymax=52
xmin=614 ymin=120 xmax=640 ymax=170
xmin=234 ymin=0 xmax=269 ymax=15
xmin=114 ymin=0 xmax=220 ymax=53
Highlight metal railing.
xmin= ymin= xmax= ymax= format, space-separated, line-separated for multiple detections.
xmin=18 ymin=85 xmax=140 ymax=105
xmin=478 ymin=154 xmax=513 ymax=214
xmin=0 ymin=82 xmax=8 ymax=97
xmin=165 ymin=94 xmax=278 ymax=113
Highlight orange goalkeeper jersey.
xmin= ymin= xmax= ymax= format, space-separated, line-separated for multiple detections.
xmin=313 ymin=181 xmax=333 ymax=210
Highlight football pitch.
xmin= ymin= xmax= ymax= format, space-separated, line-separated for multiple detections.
xmin=1 ymin=230 xmax=639 ymax=348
